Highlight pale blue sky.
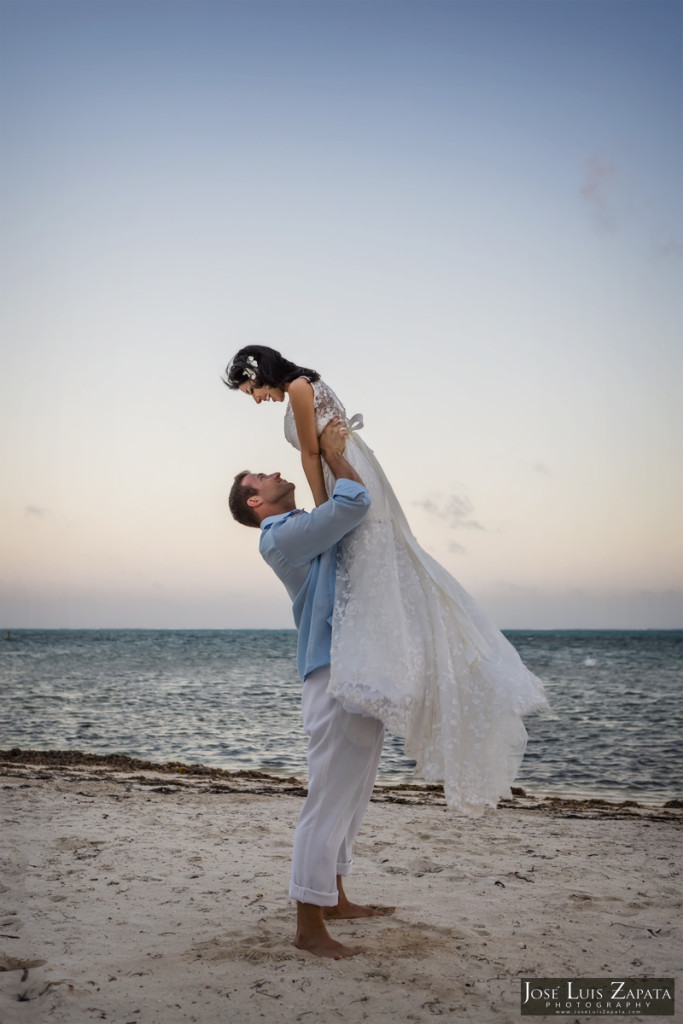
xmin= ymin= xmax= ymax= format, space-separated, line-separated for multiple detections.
xmin=1 ymin=0 xmax=681 ymax=628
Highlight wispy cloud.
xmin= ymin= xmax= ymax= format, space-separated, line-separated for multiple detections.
xmin=415 ymin=493 xmax=485 ymax=532
xmin=25 ymin=505 xmax=50 ymax=518
xmin=579 ymin=155 xmax=682 ymax=262
xmin=651 ymin=231 xmax=683 ymax=263
xmin=580 ymin=155 xmax=618 ymax=232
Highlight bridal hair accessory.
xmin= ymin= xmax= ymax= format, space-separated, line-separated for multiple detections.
xmin=242 ymin=355 xmax=259 ymax=381
xmin=225 ymin=353 xmax=256 ymax=382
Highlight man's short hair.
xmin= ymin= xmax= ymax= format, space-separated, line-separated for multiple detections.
xmin=229 ymin=470 xmax=260 ymax=528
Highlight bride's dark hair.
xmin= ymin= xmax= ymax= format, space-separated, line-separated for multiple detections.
xmin=223 ymin=345 xmax=320 ymax=390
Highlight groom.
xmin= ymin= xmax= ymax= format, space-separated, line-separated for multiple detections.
xmin=229 ymin=417 xmax=385 ymax=959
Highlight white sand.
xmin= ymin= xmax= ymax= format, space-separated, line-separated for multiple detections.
xmin=1 ymin=755 xmax=680 ymax=1024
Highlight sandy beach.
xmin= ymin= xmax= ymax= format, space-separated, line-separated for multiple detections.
xmin=1 ymin=750 xmax=680 ymax=1024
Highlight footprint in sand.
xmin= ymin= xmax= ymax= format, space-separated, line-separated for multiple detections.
xmin=0 ymin=955 xmax=47 ymax=972
xmin=186 ymin=931 xmax=300 ymax=964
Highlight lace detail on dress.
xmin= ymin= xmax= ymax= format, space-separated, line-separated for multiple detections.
xmin=284 ymin=379 xmax=347 ymax=462
xmin=282 ymin=377 xmax=548 ymax=816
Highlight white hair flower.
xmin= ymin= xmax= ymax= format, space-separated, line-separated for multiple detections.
xmin=242 ymin=355 xmax=258 ymax=380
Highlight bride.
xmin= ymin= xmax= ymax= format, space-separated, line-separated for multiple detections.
xmin=224 ymin=345 xmax=548 ymax=814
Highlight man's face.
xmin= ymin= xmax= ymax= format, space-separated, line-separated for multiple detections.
xmin=242 ymin=471 xmax=295 ymax=509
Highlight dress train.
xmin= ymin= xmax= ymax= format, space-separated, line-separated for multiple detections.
xmin=284 ymin=380 xmax=548 ymax=814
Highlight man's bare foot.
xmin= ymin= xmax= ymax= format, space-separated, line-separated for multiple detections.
xmin=294 ymin=928 xmax=357 ymax=959
xmin=323 ymin=899 xmax=385 ymax=920
xmin=295 ymin=902 xmax=358 ymax=959
xmin=325 ymin=876 xmax=390 ymax=919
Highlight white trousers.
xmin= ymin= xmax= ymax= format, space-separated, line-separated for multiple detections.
xmin=289 ymin=664 xmax=385 ymax=906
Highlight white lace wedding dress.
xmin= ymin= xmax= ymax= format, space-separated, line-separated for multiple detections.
xmin=284 ymin=379 xmax=548 ymax=815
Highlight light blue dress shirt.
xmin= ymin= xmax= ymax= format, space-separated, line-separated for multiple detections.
xmin=259 ymin=478 xmax=370 ymax=681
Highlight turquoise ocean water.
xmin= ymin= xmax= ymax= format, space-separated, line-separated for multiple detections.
xmin=1 ymin=629 xmax=680 ymax=804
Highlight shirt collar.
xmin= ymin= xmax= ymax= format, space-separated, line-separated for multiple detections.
xmin=260 ymin=508 xmax=306 ymax=531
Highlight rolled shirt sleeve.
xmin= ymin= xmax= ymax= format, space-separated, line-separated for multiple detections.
xmin=266 ymin=479 xmax=369 ymax=566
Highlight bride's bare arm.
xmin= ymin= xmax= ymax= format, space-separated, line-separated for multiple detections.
xmin=288 ymin=377 xmax=329 ymax=507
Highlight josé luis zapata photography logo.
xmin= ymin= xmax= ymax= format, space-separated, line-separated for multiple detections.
xmin=521 ymin=978 xmax=675 ymax=1016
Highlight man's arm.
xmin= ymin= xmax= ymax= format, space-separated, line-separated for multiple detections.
xmin=263 ymin=418 xmax=369 ymax=568
xmin=319 ymin=417 xmax=364 ymax=486
xmin=266 ymin=467 xmax=369 ymax=570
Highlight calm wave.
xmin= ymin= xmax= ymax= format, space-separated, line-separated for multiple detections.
xmin=1 ymin=629 xmax=681 ymax=804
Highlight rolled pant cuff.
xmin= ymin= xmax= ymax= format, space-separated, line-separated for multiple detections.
xmin=289 ymin=881 xmax=338 ymax=907
xmin=336 ymin=859 xmax=353 ymax=877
